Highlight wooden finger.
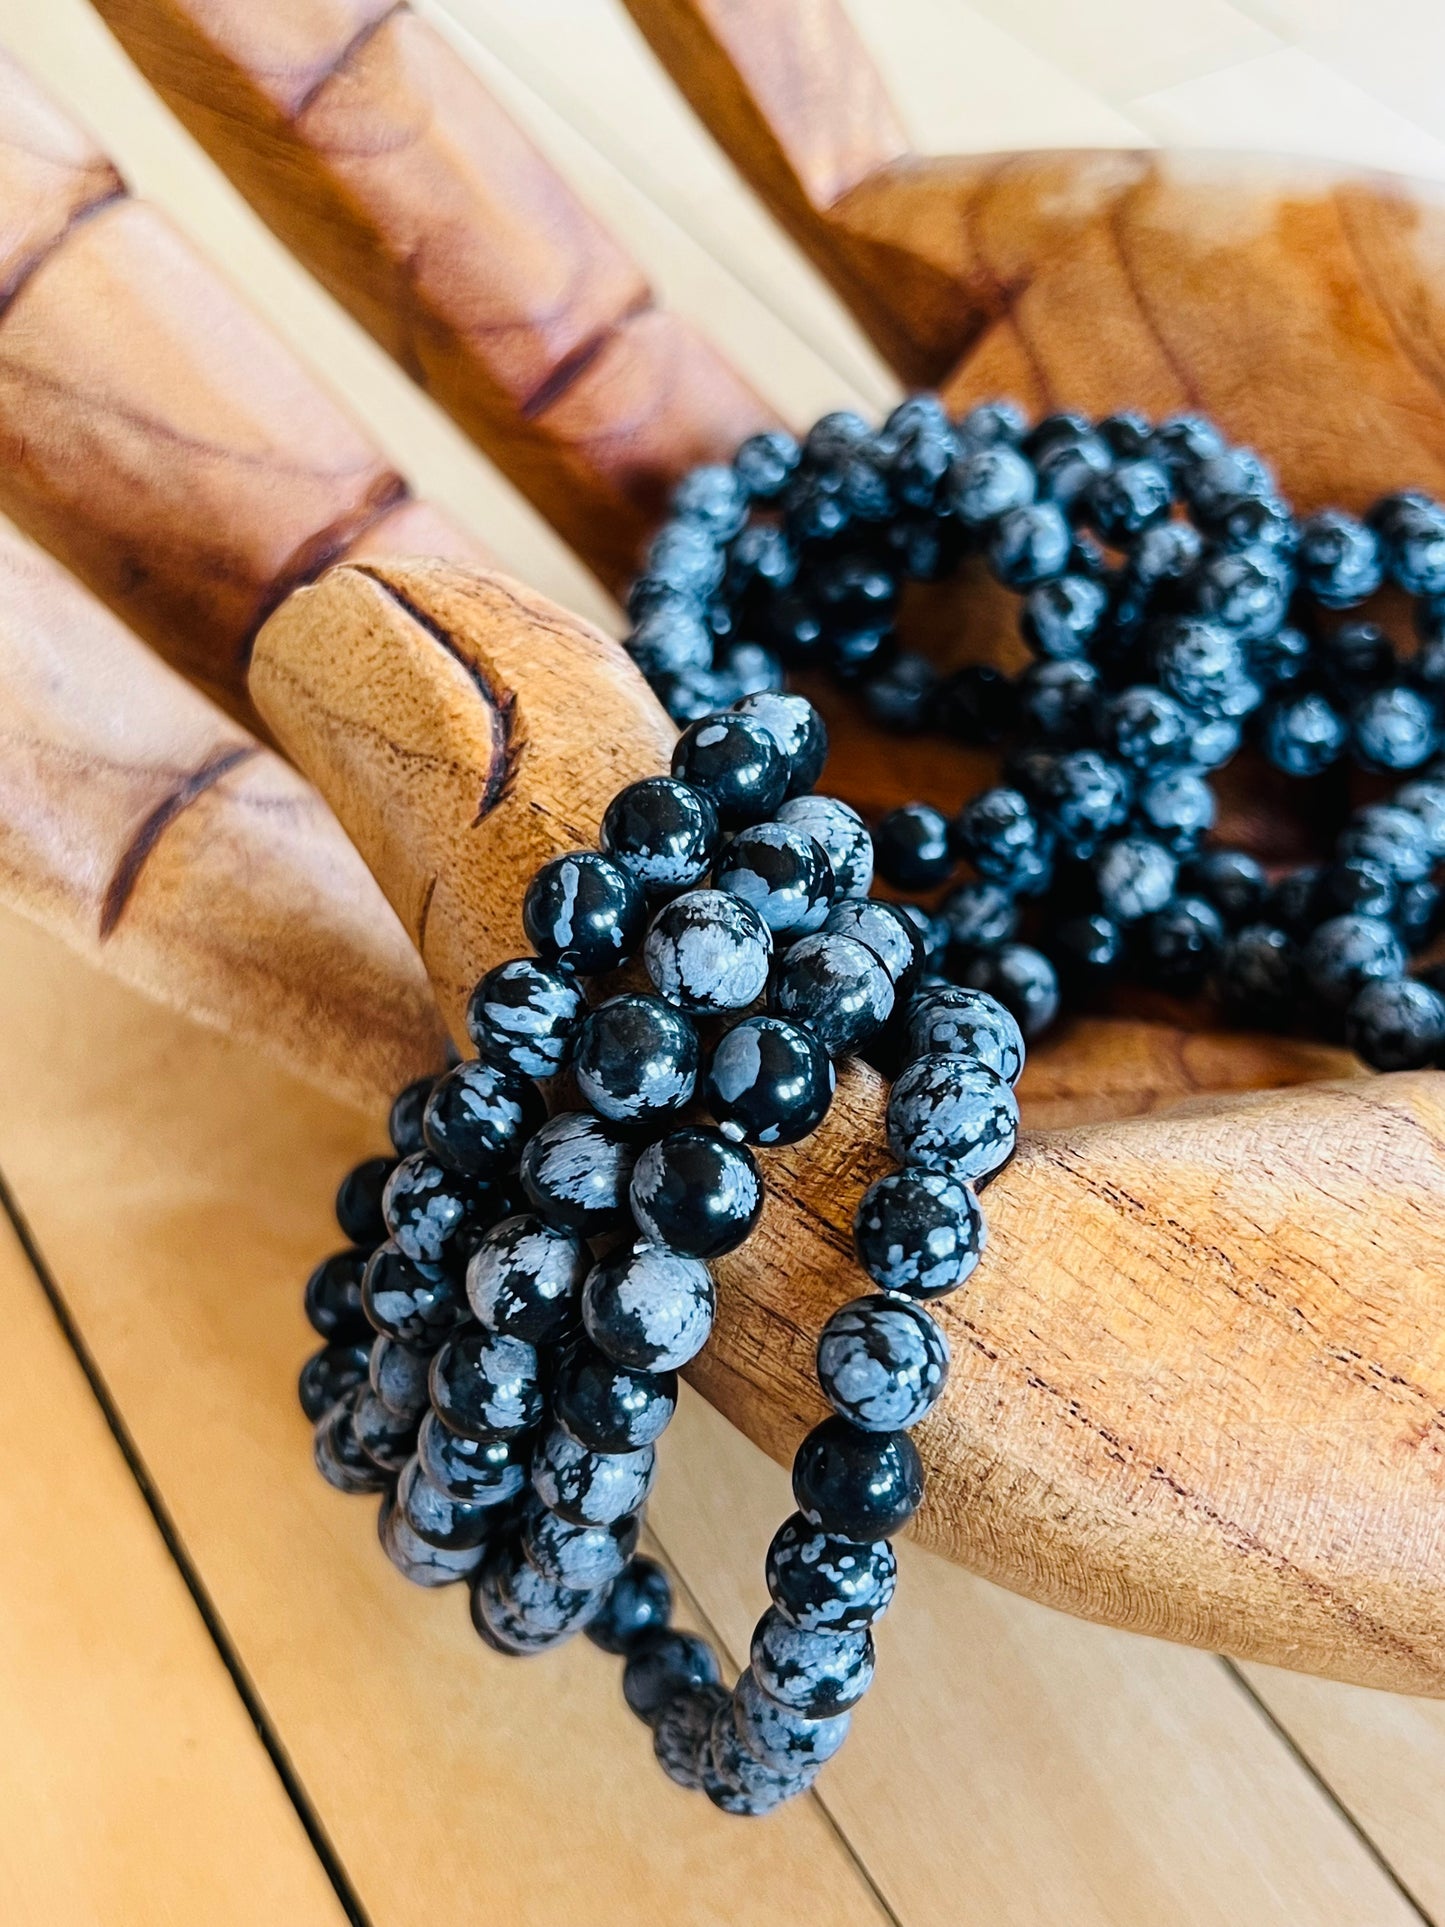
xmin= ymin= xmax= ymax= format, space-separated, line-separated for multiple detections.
xmin=90 ymin=0 xmax=779 ymax=592
xmin=0 ymin=47 xmax=486 ymax=719
xmin=249 ymin=555 xmax=1444 ymax=1695
xmin=0 ymin=516 xmax=446 ymax=1109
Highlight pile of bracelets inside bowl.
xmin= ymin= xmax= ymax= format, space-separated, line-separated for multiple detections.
xmin=298 ymin=397 xmax=1445 ymax=1816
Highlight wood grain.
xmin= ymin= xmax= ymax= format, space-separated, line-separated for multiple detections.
xmin=92 ymin=0 xmax=779 ymax=591
xmin=0 ymin=47 xmax=487 ymax=718
xmin=0 ymin=516 xmax=447 ymax=1110
xmin=0 ymin=903 xmax=1423 ymax=1927
xmin=249 ymin=556 xmax=1445 ymax=1695
xmin=0 ymin=1205 xmax=348 ymax=1927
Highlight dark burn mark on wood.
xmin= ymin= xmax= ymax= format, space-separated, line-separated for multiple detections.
xmin=355 ymin=568 xmax=521 ymax=825
xmin=290 ymin=1 xmax=409 ymax=120
xmin=99 ymin=744 xmax=260 ymax=938
xmin=415 ymin=871 xmax=438 ymax=954
xmin=0 ymin=176 xmax=127 ymax=322
xmin=240 ymin=470 xmax=409 ymax=667
xmin=519 ymin=290 xmax=655 ymax=420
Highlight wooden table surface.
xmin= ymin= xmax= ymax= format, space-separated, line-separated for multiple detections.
xmin=2 ymin=1 xmax=1444 ymax=1920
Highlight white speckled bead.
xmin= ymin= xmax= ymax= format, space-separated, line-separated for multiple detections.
xmin=521 ymin=1503 xmax=641 ymax=1590
xmin=652 ymin=1683 xmax=729 ymax=1791
xmin=703 ymin=1698 xmax=816 ymax=1814
xmin=749 ymin=1606 xmax=875 ymax=1718
xmin=776 ymin=794 xmax=873 ymax=897
xmin=531 ymin=1424 xmax=658 ymax=1527
xmin=466 ymin=1213 xmax=588 ymax=1346
xmin=816 ymin=1294 xmax=950 ymax=1431
xmin=886 ymin=1053 xmax=1019 ymax=1181
xmin=378 ymin=1489 xmax=486 ymax=1588
xmin=732 ymin=1666 xmax=851 ymax=1773
xmin=642 ymin=888 xmax=772 ymax=1014
xmin=905 ymin=984 xmax=1026 ymax=1084
xmin=581 ymin=1243 xmax=716 ymax=1372
xmin=765 ymin=1512 xmax=897 ymax=1632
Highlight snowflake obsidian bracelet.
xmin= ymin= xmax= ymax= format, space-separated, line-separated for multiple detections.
xmin=299 ymin=398 xmax=1445 ymax=1811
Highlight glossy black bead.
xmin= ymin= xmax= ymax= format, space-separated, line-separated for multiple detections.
xmin=298 ymin=1341 xmax=370 ymax=1421
xmin=587 ymin=1554 xmax=673 ymax=1654
xmin=1178 ymin=848 xmax=1267 ymax=926
xmin=940 ymin=880 xmax=1018 ymax=954
xmin=582 ymin=1241 xmax=715 ymax=1371
xmin=361 ymin=1241 xmax=467 ymax=1346
xmin=1351 ymin=686 xmax=1437 ymax=773
xmin=379 ymin=1491 xmax=487 ymax=1589
xmin=532 ymin=1424 xmax=656 ymax=1527
xmin=466 ymin=1213 xmax=586 ymax=1345
xmin=304 ymin=1249 xmax=370 ymax=1343
xmin=671 ymin=712 xmax=788 ymax=827
xmin=822 ymin=898 xmax=925 ymax=997
xmin=765 ymin=1511 xmax=897 ymax=1635
xmin=1036 ymin=749 xmax=1130 ymax=857
xmin=465 ymin=958 xmax=584 ymax=1079
xmin=574 ymin=993 xmax=699 ymax=1125
xmin=1216 ymin=923 xmax=1300 ymax=1025
xmin=731 ymin=691 xmax=828 ymax=796
xmin=1047 ymin=911 xmax=1124 ymax=1000
xmin=599 ymin=776 xmax=720 ymax=895
xmin=772 ymin=799 xmax=871 ymax=903
xmin=334 ymin=1156 xmax=393 ymax=1246
xmin=906 ymin=984 xmax=1025 ymax=1083
xmin=1135 ymin=895 xmax=1224 ymax=992
xmin=629 ymin=1127 xmax=762 ymax=1259
xmin=368 ymin=1334 xmax=432 ymax=1421
xmin=958 ymin=942 xmax=1061 ymax=1041
xmin=1015 ymin=659 xmax=1101 ymax=745
xmin=817 ymin=1294 xmax=949 ymax=1432
xmin=704 ymin=1012 xmax=834 ymax=1147
xmin=792 ymin=1417 xmax=924 ymax=1540
xmin=522 ymin=851 xmax=644 ymax=975
xmin=554 ymin=1335 xmax=677 ymax=1453
xmin=522 ymin=1502 xmax=641 ymax=1591
xmin=422 ymin=1060 xmax=544 ymax=1179
xmin=381 ymin=1153 xmax=481 ymax=1265
xmin=853 ymin=1167 xmax=984 ymax=1300
xmin=353 ymin=1390 xmax=418 ymax=1473
xmin=1345 ymin=976 xmax=1445 ymax=1071
xmin=771 ymin=931 xmax=895 ymax=1056
xmin=642 ymin=887 xmax=772 ymax=1014
xmin=429 ymin=1326 xmax=542 ymax=1441
xmin=1303 ymin=915 xmax=1405 ymax=1010
xmin=418 ymin=1409 xmax=529 ymax=1506
xmin=886 ymin=1052 xmax=1018 ymax=1181
xmin=624 ymin=1629 xmax=722 ymax=1726
xmin=873 ymin=802 xmax=952 ymax=889
xmin=387 ymin=1076 xmax=436 ymax=1156
xmin=519 ymin=1112 xmax=636 ymax=1236
xmin=396 ymin=1454 xmax=498 ymax=1552
xmin=715 ymin=821 xmax=834 ymax=937
xmin=952 ymin=787 xmax=1052 ymax=894
xmin=313 ymin=1391 xmax=390 ymax=1495
xmin=749 ymin=1606 xmax=874 ymax=1718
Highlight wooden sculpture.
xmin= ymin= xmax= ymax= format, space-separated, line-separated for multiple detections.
xmin=0 ymin=10 xmax=1442 ymax=1691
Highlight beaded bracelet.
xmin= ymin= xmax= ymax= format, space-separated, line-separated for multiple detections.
xmin=300 ymin=395 xmax=1445 ymax=1814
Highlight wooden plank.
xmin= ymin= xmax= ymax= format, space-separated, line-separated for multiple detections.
xmin=0 ymin=909 xmax=1427 ymax=1925
xmin=0 ymin=907 xmax=888 ymax=1927
xmin=0 ymin=1193 xmax=347 ymax=1926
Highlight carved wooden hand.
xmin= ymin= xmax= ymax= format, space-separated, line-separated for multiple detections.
xmin=0 ymin=5 xmax=1442 ymax=1693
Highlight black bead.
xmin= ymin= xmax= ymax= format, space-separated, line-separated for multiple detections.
xmin=1031 ymin=422 xmax=1112 ymax=506
xmin=1085 ymin=458 xmax=1171 ymax=539
xmin=817 ymin=1293 xmax=949 ymax=1431
xmin=519 ymin=1112 xmax=636 ymax=1236
xmin=1177 ymin=848 xmax=1267 ymax=926
xmin=734 ymin=429 xmax=801 ymax=501
xmin=771 ymin=931 xmax=895 ymax=1056
xmin=642 ymin=887 xmax=772 ymax=1014
xmin=368 ymin=1335 xmax=432 ymax=1422
xmin=623 ymin=1629 xmax=721 ymax=1726
xmin=1345 ymin=976 xmax=1445 ymax=1071
xmin=862 ymin=652 xmax=938 ymax=732
xmin=396 ymin=1455 xmax=497 ymax=1552
xmin=1187 ymin=546 xmax=1291 ymax=643
xmin=1046 ymin=911 xmax=1124 ymax=1000
xmin=672 ymin=462 xmax=749 ymax=539
xmin=645 ymin=518 xmax=725 ymax=600
xmin=1261 ymin=692 xmax=1347 ymax=777
xmin=422 ymin=1060 xmax=545 ymax=1179
xmin=467 ymin=1213 xmax=586 ymax=1345
xmin=521 ymin=1504 xmax=641 ymax=1592
xmin=587 ymin=1555 xmax=673 ymax=1654
xmin=1016 ymin=659 xmax=1101 ymax=744
xmin=353 ymin=1390 xmax=418 ymax=1474
xmin=1101 ymin=685 xmax=1192 ymax=772
xmin=940 ymin=881 xmax=1018 ymax=954
xmin=417 ymin=1409 xmax=529 ymax=1506
xmin=1372 ymin=490 xmax=1445 ymax=595
xmin=1216 ymin=923 xmax=1300 ymax=1026
xmin=671 ymin=712 xmax=788 ymax=826
xmin=381 ymin=1152 xmax=482 ymax=1265
xmin=1133 ymin=766 xmax=1215 ymax=853
xmin=1320 ymin=619 xmax=1395 ymax=698
xmin=749 ymin=1607 xmax=874 ymax=1720
xmin=313 ymin=1391 xmax=390 ymax=1495
xmin=873 ymin=802 xmax=953 ymax=889
xmin=361 ymin=1241 xmax=468 ymax=1347
xmin=573 ymin=993 xmax=699 ymax=1125
xmin=465 ymin=958 xmax=585 ymax=1080
xmin=599 ymin=776 xmax=720 ymax=895
xmin=959 ymin=398 xmax=1028 ymax=446
xmin=732 ymin=691 xmax=828 ymax=796
xmin=1135 ymin=895 xmax=1225 ymax=992
xmin=629 ymin=1127 xmax=762 ymax=1259
xmin=334 ymin=1156 xmax=393 ymax=1247
xmin=704 ymin=1013 xmax=834 ymax=1146
xmin=775 ymin=794 xmax=874 ymax=898
xmin=1303 ymin=914 xmax=1405 ymax=1010
xmin=1315 ymin=858 xmax=1397 ymax=924
xmin=298 ymin=1341 xmax=370 ymax=1422
xmin=582 ymin=1242 xmax=715 ymax=1371
xmin=949 ymin=443 xmax=1035 ymax=525
xmin=304 ymin=1249 xmax=370 ymax=1343
xmin=906 ymin=984 xmax=1025 ymax=1083
xmin=626 ymin=602 xmax=712 ymax=680
xmin=792 ymin=1417 xmax=924 ymax=1540
xmin=716 ymin=821 xmax=835 ymax=937
xmin=1036 ymin=748 xmax=1130 ymax=857
xmin=554 ymin=1335 xmax=678 ymax=1453
xmin=429 ymin=1326 xmax=543 ymax=1441
xmin=952 ymin=786 xmax=1052 ymax=895
xmin=1151 ymin=617 xmax=1257 ymax=719
xmin=1338 ymin=805 xmax=1434 ymax=883
xmin=940 ymin=662 xmax=1017 ymax=744
xmin=1094 ymin=836 xmax=1178 ymax=923
xmin=956 ymin=942 xmax=1060 ymax=1040
xmin=822 ymin=898 xmax=925 ymax=996
xmin=987 ymin=501 xmax=1072 ymax=587
xmin=1150 ymin=413 xmax=1226 ymax=470
xmin=766 ymin=1513 xmax=897 ymax=1633
xmin=853 ymin=1166 xmax=985 ymax=1300
xmin=1296 ymin=509 xmax=1383 ymax=607
xmin=386 ymin=1076 xmax=436 ymax=1157
xmin=522 ymin=851 xmax=644 ymax=975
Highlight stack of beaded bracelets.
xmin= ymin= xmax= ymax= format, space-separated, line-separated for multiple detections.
xmin=299 ymin=687 xmax=1023 ymax=1815
xmin=623 ymin=400 xmax=1445 ymax=1072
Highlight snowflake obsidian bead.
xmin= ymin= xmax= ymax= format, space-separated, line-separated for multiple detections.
xmin=581 ymin=1241 xmax=716 ymax=1372
xmin=298 ymin=1341 xmax=370 ymax=1422
xmin=421 ymin=1059 xmax=545 ymax=1178
xmin=775 ymin=793 xmax=873 ymax=898
xmin=642 ymin=888 xmax=772 ymax=1014
xmin=379 ymin=1491 xmax=485 ymax=1588
xmin=792 ymin=1417 xmax=925 ymax=1540
xmin=704 ymin=1012 xmax=834 ymax=1146
xmin=629 ymin=1128 xmax=762 ymax=1259
xmin=334 ymin=1156 xmax=392 ymax=1246
xmin=771 ymin=931 xmax=894 ymax=1057
xmin=765 ymin=1512 xmax=898 ymax=1633
xmin=853 ymin=1168 xmax=985 ymax=1300
xmin=886 ymin=1054 xmax=1018 ymax=1183
xmin=731 ymin=1667 xmax=851 ymax=1774
xmin=671 ymin=712 xmax=789 ymax=825
xmin=396 ymin=1455 xmax=498 ymax=1552
xmin=304 ymin=1249 xmax=369 ymax=1344
xmin=821 ymin=898 xmax=925 ymax=995
xmin=573 ymin=993 xmax=699 ymax=1124
xmin=381 ymin=1153 xmax=480 ymax=1265
xmin=368 ymin=1335 xmax=431 ymax=1422
xmin=466 ymin=1213 xmax=587 ymax=1346
xmin=531 ymin=1424 xmax=657 ymax=1527
xmin=703 ymin=1700 xmax=816 ymax=1814
xmin=749 ymin=1606 xmax=875 ymax=1719
xmin=428 ymin=1326 xmax=543 ymax=1441
xmin=519 ymin=1112 xmax=636 ymax=1236
xmin=653 ymin=1683 xmax=730 ymax=1792
xmin=521 ymin=1504 xmax=641 ymax=1590
xmin=387 ymin=1076 xmax=436 ymax=1156
xmin=905 ymin=984 xmax=1025 ymax=1084
xmin=816 ymin=1295 xmax=950 ymax=1432
xmin=715 ymin=821 xmax=835 ymax=937
xmin=599 ymin=776 xmax=720 ymax=894
xmin=466 ymin=958 xmax=585 ymax=1079
xmin=586 ymin=1554 xmax=672 ymax=1655
xmin=313 ymin=1390 xmax=390 ymax=1495
xmin=362 ymin=1242 xmax=468 ymax=1347
xmin=522 ymin=850 xmax=644 ymax=975
xmin=624 ymin=1629 xmax=723 ymax=1724
xmin=417 ymin=1410 xmax=530 ymax=1507
xmin=553 ymin=1336 xmax=678 ymax=1453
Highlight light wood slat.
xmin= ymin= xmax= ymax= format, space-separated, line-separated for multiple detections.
xmin=1237 ymin=1664 xmax=1445 ymax=1920
xmin=0 ymin=908 xmax=888 ymax=1927
xmin=648 ymin=1395 xmax=1429 ymax=1927
xmin=0 ymin=907 xmax=1427 ymax=1924
xmin=0 ymin=1201 xmax=348 ymax=1927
